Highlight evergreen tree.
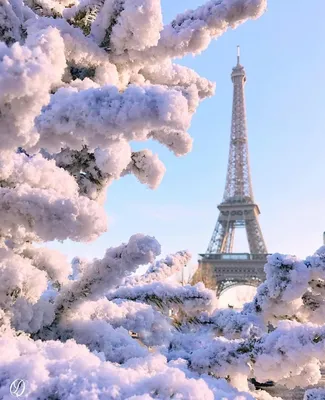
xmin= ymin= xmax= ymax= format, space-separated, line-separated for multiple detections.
xmin=1 ymin=0 xmax=324 ymax=399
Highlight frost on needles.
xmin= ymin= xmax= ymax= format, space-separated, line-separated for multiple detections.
xmin=2 ymin=0 xmax=324 ymax=399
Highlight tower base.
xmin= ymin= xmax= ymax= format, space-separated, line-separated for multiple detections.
xmin=192 ymin=253 xmax=268 ymax=298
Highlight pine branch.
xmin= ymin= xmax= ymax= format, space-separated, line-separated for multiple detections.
xmin=100 ymin=0 xmax=124 ymax=51
xmin=68 ymin=2 xmax=104 ymax=36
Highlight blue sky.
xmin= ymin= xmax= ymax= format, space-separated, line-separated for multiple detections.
xmin=48 ymin=1 xmax=325 ymax=274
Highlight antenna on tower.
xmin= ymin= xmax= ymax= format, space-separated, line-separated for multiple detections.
xmin=237 ymin=45 xmax=240 ymax=65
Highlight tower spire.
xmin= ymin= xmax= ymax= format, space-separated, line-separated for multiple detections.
xmin=206 ymin=48 xmax=267 ymax=255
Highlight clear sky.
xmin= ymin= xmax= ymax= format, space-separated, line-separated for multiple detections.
xmin=47 ymin=0 xmax=325 ymax=274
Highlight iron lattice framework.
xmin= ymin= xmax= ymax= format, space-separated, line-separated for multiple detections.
xmin=206 ymin=47 xmax=267 ymax=255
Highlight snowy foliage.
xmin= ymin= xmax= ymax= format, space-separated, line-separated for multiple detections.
xmin=3 ymin=0 xmax=324 ymax=399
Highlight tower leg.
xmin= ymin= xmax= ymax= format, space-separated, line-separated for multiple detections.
xmin=206 ymin=221 xmax=227 ymax=254
xmin=245 ymin=217 xmax=267 ymax=254
xmin=223 ymin=221 xmax=235 ymax=253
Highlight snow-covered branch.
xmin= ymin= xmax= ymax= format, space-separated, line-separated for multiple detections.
xmin=110 ymin=0 xmax=267 ymax=65
xmin=108 ymin=281 xmax=217 ymax=316
xmin=36 ymin=84 xmax=192 ymax=152
xmin=0 ymin=27 xmax=66 ymax=151
xmin=122 ymin=150 xmax=166 ymax=189
xmin=63 ymin=297 xmax=173 ymax=346
xmin=50 ymin=234 xmax=160 ymax=324
xmin=126 ymin=250 xmax=191 ymax=285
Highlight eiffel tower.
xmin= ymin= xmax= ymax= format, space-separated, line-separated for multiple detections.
xmin=193 ymin=47 xmax=269 ymax=297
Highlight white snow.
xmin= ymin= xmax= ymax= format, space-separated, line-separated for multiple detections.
xmin=3 ymin=1 xmax=323 ymax=399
